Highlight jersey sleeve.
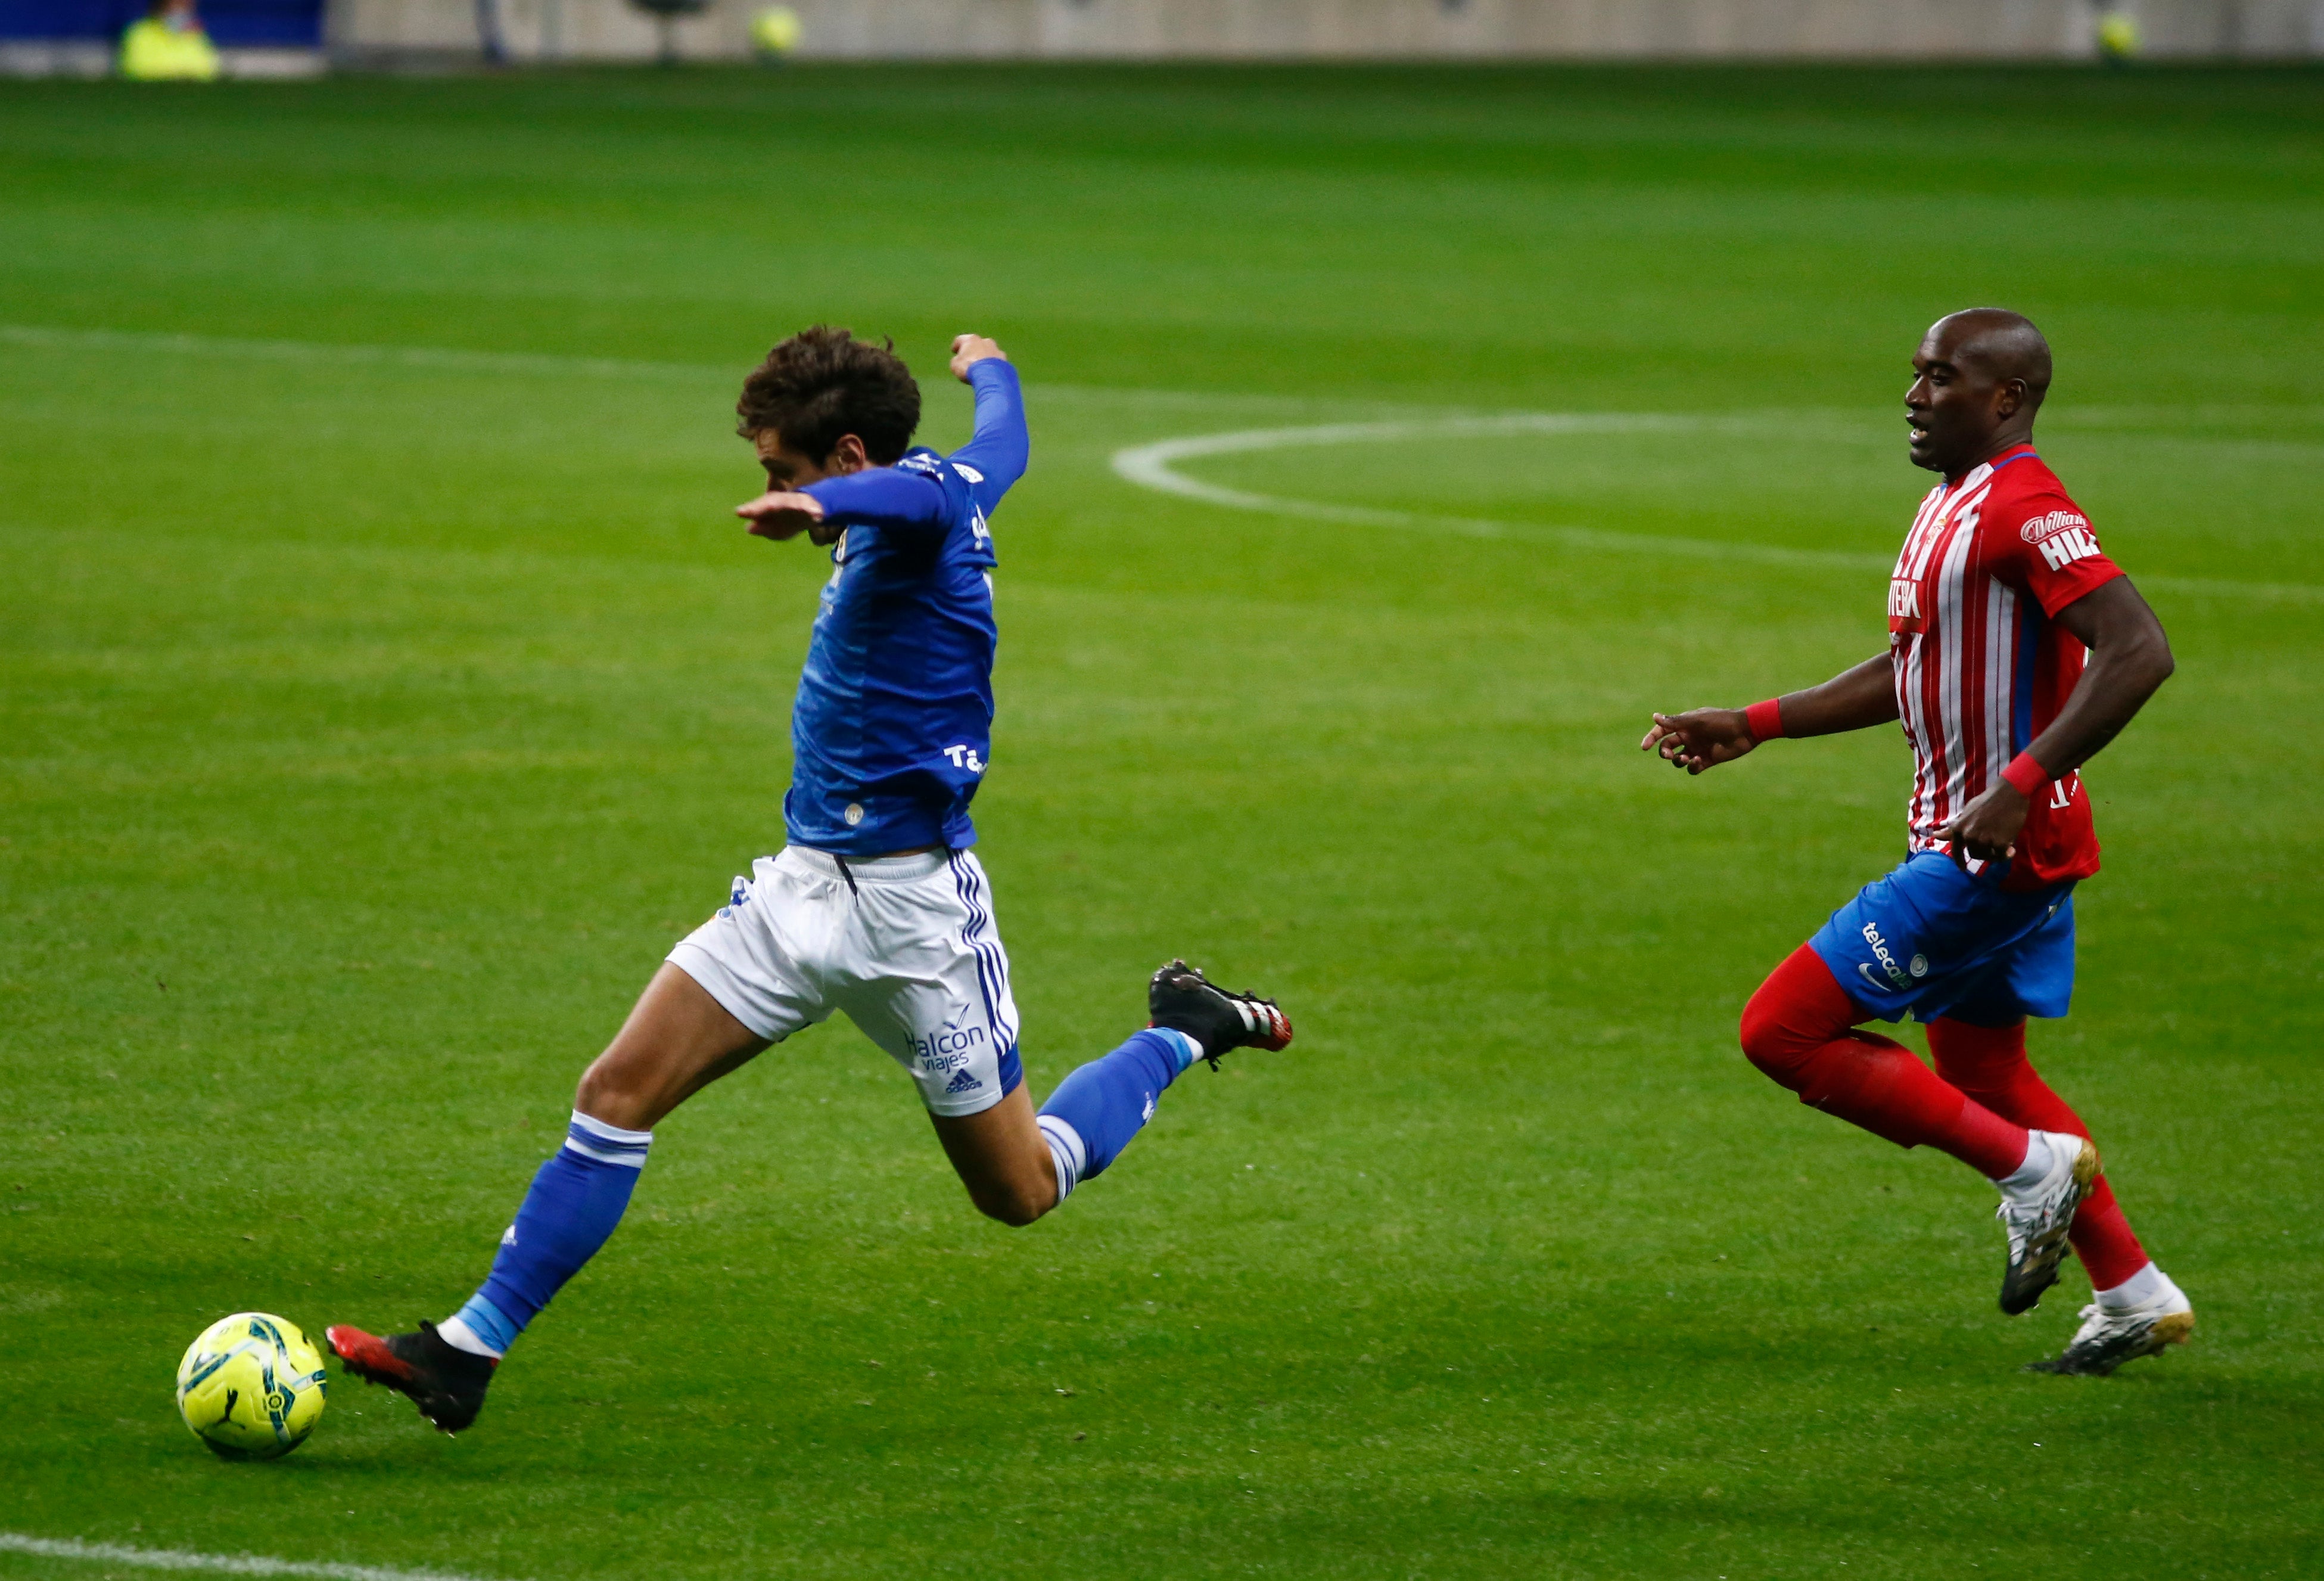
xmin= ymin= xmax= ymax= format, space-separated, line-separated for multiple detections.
xmin=1988 ymin=488 xmax=2124 ymax=617
xmin=945 ymin=359 xmax=1028 ymax=514
xmin=801 ymin=465 xmax=948 ymax=533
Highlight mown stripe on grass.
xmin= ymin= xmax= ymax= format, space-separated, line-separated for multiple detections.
xmin=0 ymin=1535 xmax=505 ymax=1581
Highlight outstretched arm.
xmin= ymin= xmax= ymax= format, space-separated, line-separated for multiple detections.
xmin=945 ymin=334 xmax=1028 ymax=510
xmin=731 ymin=335 xmax=1025 ymax=544
xmin=1936 ymin=576 xmax=2173 ymax=863
xmin=1641 ymin=653 xmax=1897 ymax=775
xmin=733 ymin=468 xmax=947 ymax=547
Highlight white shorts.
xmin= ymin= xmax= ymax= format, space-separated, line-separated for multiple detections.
xmin=667 ymin=846 xmax=1022 ymax=1117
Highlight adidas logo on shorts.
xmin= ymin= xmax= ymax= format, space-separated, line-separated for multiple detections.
xmin=944 ymin=1067 xmax=982 ymax=1095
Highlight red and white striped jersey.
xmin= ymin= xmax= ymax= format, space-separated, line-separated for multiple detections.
xmin=1887 ymin=445 xmax=2122 ymax=886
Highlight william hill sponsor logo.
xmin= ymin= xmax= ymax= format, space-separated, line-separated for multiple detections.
xmin=2019 ymin=510 xmax=2090 ymax=544
xmin=2021 ymin=510 xmax=2102 ymax=571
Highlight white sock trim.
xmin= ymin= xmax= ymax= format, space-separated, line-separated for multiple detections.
xmin=1037 ymin=1114 xmax=1086 ymax=1207
xmin=1156 ymin=1027 xmax=1203 ymax=1071
xmin=1997 ymin=1129 xmax=2056 ymax=1194
xmin=435 ymin=1315 xmax=502 ymax=1359
xmin=2095 ymin=1261 xmax=2170 ymax=1312
xmin=564 ymin=1109 xmax=654 ymax=1168
xmin=570 ymin=1111 xmax=654 ymax=1146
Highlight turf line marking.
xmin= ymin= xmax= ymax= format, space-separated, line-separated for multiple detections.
xmin=1110 ymin=417 xmax=2324 ymax=601
xmin=10 ymin=322 xmax=2317 ymax=601
xmin=2138 ymin=573 xmax=2324 ymax=602
xmin=14 ymin=321 xmax=2324 ymax=439
xmin=0 ymin=324 xmax=1389 ymax=415
xmin=12 ymin=322 xmax=2324 ymax=426
xmin=0 ymin=1535 xmax=503 ymax=1581
xmin=1113 ymin=414 xmax=1889 ymax=573
xmin=0 ymin=324 xmax=713 ymax=385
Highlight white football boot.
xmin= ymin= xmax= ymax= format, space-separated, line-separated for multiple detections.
xmin=2026 ymin=1275 xmax=2195 ymax=1376
xmin=1995 ymin=1130 xmax=2102 ymax=1315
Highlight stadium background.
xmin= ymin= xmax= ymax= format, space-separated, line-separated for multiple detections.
xmin=4 ymin=0 xmax=2324 ymax=72
xmin=1 ymin=16 xmax=2319 ymax=1581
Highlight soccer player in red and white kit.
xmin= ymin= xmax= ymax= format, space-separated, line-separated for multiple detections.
xmin=1642 ymin=309 xmax=2194 ymax=1375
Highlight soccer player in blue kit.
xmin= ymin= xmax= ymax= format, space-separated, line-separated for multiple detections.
xmin=327 ymin=328 xmax=1294 ymax=1433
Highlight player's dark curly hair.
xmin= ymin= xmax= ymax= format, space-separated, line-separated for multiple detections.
xmin=736 ymin=326 xmax=922 ymax=465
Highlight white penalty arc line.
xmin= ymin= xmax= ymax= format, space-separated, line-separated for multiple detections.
xmin=1114 ymin=412 xmax=1882 ymax=571
xmin=5 ymin=323 xmax=2314 ymax=602
xmin=1109 ymin=416 xmax=2324 ymax=602
xmin=0 ymin=1535 xmax=506 ymax=1581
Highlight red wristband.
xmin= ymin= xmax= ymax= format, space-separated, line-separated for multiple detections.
xmin=1744 ymin=698 xmax=1785 ymax=743
xmin=2001 ymin=751 xmax=2049 ymax=799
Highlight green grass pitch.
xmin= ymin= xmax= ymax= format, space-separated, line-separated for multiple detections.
xmin=2 ymin=62 xmax=2320 ymax=1580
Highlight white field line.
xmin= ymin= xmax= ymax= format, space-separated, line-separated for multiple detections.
xmin=0 ymin=1535 xmax=503 ymax=1581
xmin=11 ymin=319 xmax=2324 ymax=421
xmin=11 ymin=319 xmax=2324 ymax=434
xmin=0 ymin=323 xmax=1379 ymax=414
xmin=1110 ymin=417 xmax=2324 ymax=602
xmin=0 ymin=323 xmax=714 ymax=385
xmin=5 ymin=321 xmax=2314 ymax=601
xmin=1113 ymin=414 xmax=1886 ymax=572
xmin=15 ymin=320 xmax=2324 ymax=428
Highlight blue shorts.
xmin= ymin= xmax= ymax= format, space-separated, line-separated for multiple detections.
xmin=1809 ymin=852 xmax=2077 ymax=1027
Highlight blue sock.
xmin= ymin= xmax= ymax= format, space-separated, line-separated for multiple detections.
xmin=1035 ymin=1028 xmax=1200 ymax=1204
xmin=438 ymin=1111 xmax=651 ymax=1358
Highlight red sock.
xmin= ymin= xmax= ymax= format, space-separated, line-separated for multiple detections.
xmin=1740 ymin=945 xmax=2029 ymax=1179
xmin=1927 ymin=1018 xmax=2150 ymax=1290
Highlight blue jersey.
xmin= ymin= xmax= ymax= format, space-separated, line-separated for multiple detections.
xmin=785 ymin=358 xmax=1028 ymax=855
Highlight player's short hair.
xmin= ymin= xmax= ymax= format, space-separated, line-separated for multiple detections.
xmin=737 ymin=327 xmax=922 ymax=464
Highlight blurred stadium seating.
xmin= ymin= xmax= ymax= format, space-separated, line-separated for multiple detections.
xmin=1 ymin=0 xmax=323 ymax=71
xmin=5 ymin=0 xmax=2319 ymax=73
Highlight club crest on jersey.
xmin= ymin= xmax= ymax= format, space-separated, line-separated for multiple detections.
xmin=2020 ymin=510 xmax=2102 ymax=571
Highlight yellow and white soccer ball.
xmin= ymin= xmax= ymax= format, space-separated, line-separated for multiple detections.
xmin=175 ymin=1312 xmax=329 ymax=1460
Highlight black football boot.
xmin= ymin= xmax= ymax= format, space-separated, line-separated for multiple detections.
xmin=326 ymin=1321 xmax=497 ymax=1434
xmin=1147 ymin=958 xmax=1293 ymax=1069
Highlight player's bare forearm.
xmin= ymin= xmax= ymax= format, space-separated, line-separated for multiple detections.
xmin=1768 ymin=653 xmax=1901 ymax=738
xmin=1641 ymin=653 xmax=1895 ymax=775
xmin=2024 ymin=576 xmax=2174 ymax=778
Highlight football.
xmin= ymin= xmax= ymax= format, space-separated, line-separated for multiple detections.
xmin=749 ymin=5 xmax=800 ymax=57
xmin=2098 ymin=11 xmax=2142 ymax=60
xmin=175 ymin=1312 xmax=329 ymax=1460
